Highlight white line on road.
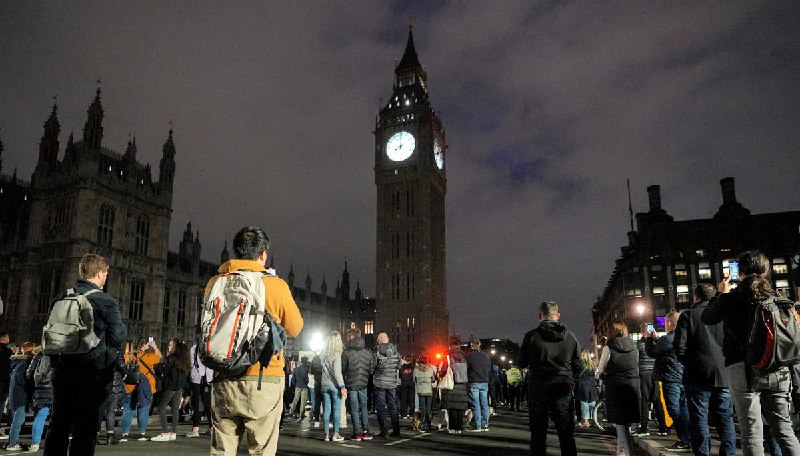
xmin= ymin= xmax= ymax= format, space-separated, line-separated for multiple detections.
xmin=384 ymin=432 xmax=428 ymax=446
xmin=339 ymin=444 xmax=362 ymax=449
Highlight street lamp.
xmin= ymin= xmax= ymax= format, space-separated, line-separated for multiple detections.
xmin=491 ymin=349 xmax=496 ymax=355
xmin=635 ymin=303 xmax=646 ymax=315
xmin=500 ymin=355 xmax=506 ymax=362
xmin=309 ymin=332 xmax=324 ymax=353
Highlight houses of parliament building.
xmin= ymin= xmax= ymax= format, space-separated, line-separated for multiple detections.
xmin=0 ymin=89 xmax=374 ymax=352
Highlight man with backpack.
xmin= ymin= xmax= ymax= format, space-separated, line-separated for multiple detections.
xmin=702 ymin=250 xmax=800 ymax=455
xmin=204 ymin=227 xmax=303 ymax=456
xmin=43 ymin=253 xmax=127 ymax=455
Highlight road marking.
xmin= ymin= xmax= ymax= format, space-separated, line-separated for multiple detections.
xmin=384 ymin=432 xmax=428 ymax=446
xmin=339 ymin=443 xmax=361 ymax=449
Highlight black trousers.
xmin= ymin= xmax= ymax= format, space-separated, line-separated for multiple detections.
xmin=190 ymin=383 xmax=211 ymax=427
xmin=529 ymin=391 xmax=577 ymax=456
xmin=45 ymin=365 xmax=113 ymax=456
xmin=399 ymin=386 xmax=415 ymax=417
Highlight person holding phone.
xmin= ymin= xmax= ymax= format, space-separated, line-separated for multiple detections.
xmin=120 ymin=338 xmax=162 ymax=441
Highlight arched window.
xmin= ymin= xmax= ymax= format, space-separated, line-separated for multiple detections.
xmin=135 ymin=214 xmax=150 ymax=256
xmin=128 ymin=278 xmax=145 ymax=321
xmin=97 ymin=204 xmax=115 ymax=247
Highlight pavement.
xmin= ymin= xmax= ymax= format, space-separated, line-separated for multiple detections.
xmin=2 ymin=408 xmax=652 ymax=455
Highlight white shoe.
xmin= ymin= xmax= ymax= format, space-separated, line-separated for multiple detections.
xmin=150 ymin=432 xmax=175 ymax=442
xmin=314 ymin=422 xmax=320 ymax=428
xmin=28 ymin=444 xmax=40 ymax=451
xmin=332 ymin=434 xmax=345 ymax=442
xmin=186 ymin=431 xmax=200 ymax=438
xmin=5 ymin=444 xmax=22 ymax=450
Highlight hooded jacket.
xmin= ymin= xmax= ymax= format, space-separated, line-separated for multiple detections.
xmin=9 ymin=353 xmax=31 ymax=409
xmin=373 ymin=342 xmax=401 ymax=389
xmin=293 ymin=360 xmax=310 ymax=389
xmin=673 ymin=300 xmax=727 ymax=388
xmin=342 ymin=336 xmax=375 ymax=391
xmin=603 ymin=337 xmax=639 ymax=383
xmin=517 ymin=320 xmax=581 ymax=400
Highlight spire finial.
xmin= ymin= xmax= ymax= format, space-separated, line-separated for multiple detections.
xmin=408 ymin=15 xmax=414 ymax=30
xmin=53 ymin=94 xmax=58 ymax=109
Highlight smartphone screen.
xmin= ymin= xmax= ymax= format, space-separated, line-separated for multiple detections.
xmin=148 ymin=336 xmax=154 ymax=345
xmin=729 ymin=260 xmax=739 ymax=283
xmin=646 ymin=324 xmax=654 ymax=333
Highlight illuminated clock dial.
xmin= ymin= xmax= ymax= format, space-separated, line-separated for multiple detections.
xmin=385 ymin=131 xmax=415 ymax=162
xmin=434 ymin=139 xmax=444 ymax=169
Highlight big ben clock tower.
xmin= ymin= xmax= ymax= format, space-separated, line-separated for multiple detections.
xmin=375 ymin=26 xmax=448 ymax=355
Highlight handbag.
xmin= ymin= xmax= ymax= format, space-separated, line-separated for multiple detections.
xmin=437 ymin=356 xmax=454 ymax=390
xmin=123 ymin=357 xmax=140 ymax=385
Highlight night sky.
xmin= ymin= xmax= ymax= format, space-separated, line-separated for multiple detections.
xmin=1 ymin=2 xmax=798 ymax=346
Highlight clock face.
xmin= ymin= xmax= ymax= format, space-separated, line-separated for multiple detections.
xmin=385 ymin=131 xmax=416 ymax=162
xmin=434 ymin=139 xmax=444 ymax=169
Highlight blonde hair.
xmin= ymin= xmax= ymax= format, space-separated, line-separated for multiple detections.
xmin=610 ymin=321 xmax=628 ymax=339
xmin=322 ymin=331 xmax=344 ymax=357
xmin=79 ymin=254 xmax=110 ymax=279
xmin=580 ymin=349 xmax=595 ymax=371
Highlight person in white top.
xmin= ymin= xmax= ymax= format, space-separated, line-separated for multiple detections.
xmin=187 ymin=343 xmax=214 ymax=437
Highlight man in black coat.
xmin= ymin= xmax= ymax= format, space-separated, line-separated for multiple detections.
xmin=341 ymin=328 xmax=375 ymax=441
xmin=44 ymin=253 xmax=127 ymax=456
xmin=673 ymin=283 xmax=736 ymax=456
xmin=517 ymin=301 xmax=581 ymax=456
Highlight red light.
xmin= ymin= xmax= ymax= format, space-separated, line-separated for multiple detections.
xmin=435 ymin=353 xmax=442 ymax=360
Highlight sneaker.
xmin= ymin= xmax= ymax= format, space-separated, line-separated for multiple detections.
xmin=665 ymin=441 xmax=691 ymax=452
xmin=353 ymin=434 xmax=362 ymax=442
xmin=482 ymin=427 xmax=489 ymax=432
xmin=332 ymin=434 xmax=345 ymax=442
xmin=361 ymin=433 xmax=373 ymax=441
xmin=314 ymin=421 xmax=320 ymax=428
xmin=324 ymin=433 xmax=330 ymax=442
xmin=457 ymin=430 xmax=463 ymax=434
xmin=658 ymin=431 xmax=670 ymax=436
xmin=5 ymin=444 xmax=22 ymax=451
xmin=186 ymin=431 xmax=200 ymax=438
xmin=448 ymin=429 xmax=457 ymax=435
xmin=150 ymin=433 xmax=175 ymax=442
xmin=389 ymin=431 xmax=401 ymax=438
xmin=135 ymin=434 xmax=149 ymax=441
xmin=119 ymin=433 xmax=129 ymax=442
xmin=632 ymin=427 xmax=649 ymax=437
xmin=28 ymin=444 xmax=40 ymax=451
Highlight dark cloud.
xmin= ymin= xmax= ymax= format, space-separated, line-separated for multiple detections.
xmin=1 ymin=1 xmax=798 ymax=346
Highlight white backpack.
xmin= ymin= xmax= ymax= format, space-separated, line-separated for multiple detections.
xmin=198 ymin=270 xmax=275 ymax=380
xmin=42 ymin=288 xmax=101 ymax=355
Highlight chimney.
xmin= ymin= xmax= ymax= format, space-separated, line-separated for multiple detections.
xmin=720 ymin=177 xmax=737 ymax=205
xmin=647 ymin=185 xmax=661 ymax=212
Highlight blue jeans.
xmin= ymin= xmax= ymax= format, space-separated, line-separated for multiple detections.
xmin=121 ymin=391 xmax=151 ymax=434
xmin=347 ymin=389 xmax=369 ymax=436
xmin=8 ymin=406 xmax=26 ymax=446
xmin=580 ymin=401 xmax=596 ymax=420
xmin=528 ymin=389 xmax=577 ymax=456
xmin=374 ymin=387 xmax=399 ymax=434
xmin=321 ymin=385 xmax=342 ymax=434
xmin=32 ymin=406 xmax=50 ymax=445
xmin=469 ymin=382 xmax=490 ymax=428
xmin=418 ymin=395 xmax=433 ymax=425
xmin=686 ymin=386 xmax=736 ymax=456
xmin=661 ymin=382 xmax=690 ymax=444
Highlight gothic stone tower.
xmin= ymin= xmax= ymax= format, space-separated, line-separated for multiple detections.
xmin=375 ymin=28 xmax=448 ymax=355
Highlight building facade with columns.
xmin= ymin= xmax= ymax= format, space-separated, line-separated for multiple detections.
xmin=591 ymin=178 xmax=800 ymax=356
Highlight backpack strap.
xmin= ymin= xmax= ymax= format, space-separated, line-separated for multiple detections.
xmin=82 ymin=289 xmax=101 ymax=297
xmin=139 ymin=358 xmax=158 ymax=378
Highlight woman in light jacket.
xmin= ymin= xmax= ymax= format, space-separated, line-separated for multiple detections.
xmin=413 ymin=356 xmax=436 ymax=432
xmin=320 ymin=331 xmax=347 ymax=442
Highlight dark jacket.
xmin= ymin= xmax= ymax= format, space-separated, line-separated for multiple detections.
xmin=9 ymin=353 xmax=31 ymax=409
xmin=574 ymin=366 xmax=598 ymax=403
xmin=399 ymin=362 xmax=415 ymax=387
xmin=517 ymin=320 xmax=581 ymax=400
xmin=636 ymin=338 xmax=656 ymax=373
xmin=701 ymin=287 xmax=752 ymax=366
xmin=373 ymin=342 xmax=401 ymax=390
xmin=310 ymin=355 xmax=323 ymax=387
xmin=673 ymin=300 xmax=727 ymax=388
xmin=26 ymin=352 xmax=53 ymax=410
xmin=466 ymin=350 xmax=491 ymax=384
xmin=162 ymin=357 xmax=189 ymax=392
xmin=51 ymin=279 xmax=127 ymax=371
xmin=0 ymin=343 xmax=12 ymax=383
xmin=645 ymin=331 xmax=683 ymax=384
xmin=439 ymin=348 xmax=469 ymax=410
xmin=294 ymin=361 xmax=310 ymax=389
xmin=341 ymin=337 xmax=375 ymax=391
xmin=602 ymin=337 xmax=640 ymax=425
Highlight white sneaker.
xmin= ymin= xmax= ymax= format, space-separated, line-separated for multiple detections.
xmin=5 ymin=444 xmax=22 ymax=450
xmin=28 ymin=444 xmax=40 ymax=451
xmin=150 ymin=432 xmax=175 ymax=442
xmin=314 ymin=422 xmax=320 ymax=428
xmin=186 ymin=431 xmax=200 ymax=438
xmin=332 ymin=434 xmax=345 ymax=442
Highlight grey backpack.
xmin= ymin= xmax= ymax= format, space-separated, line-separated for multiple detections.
xmin=42 ymin=288 xmax=101 ymax=355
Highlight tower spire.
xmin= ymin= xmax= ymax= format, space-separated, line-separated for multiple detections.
xmin=38 ymin=102 xmax=61 ymax=168
xmin=82 ymin=84 xmax=104 ymax=150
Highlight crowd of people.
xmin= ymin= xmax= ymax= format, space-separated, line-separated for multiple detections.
xmin=1 ymin=224 xmax=797 ymax=456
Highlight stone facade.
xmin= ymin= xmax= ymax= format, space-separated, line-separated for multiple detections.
xmin=591 ymin=179 xmax=800 ymax=357
xmin=374 ymin=28 xmax=449 ymax=355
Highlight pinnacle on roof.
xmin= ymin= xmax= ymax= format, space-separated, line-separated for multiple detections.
xmin=396 ymin=27 xmax=421 ymax=72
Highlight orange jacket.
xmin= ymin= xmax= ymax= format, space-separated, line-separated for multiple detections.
xmin=124 ymin=352 xmax=162 ymax=394
xmin=204 ymin=259 xmax=303 ymax=378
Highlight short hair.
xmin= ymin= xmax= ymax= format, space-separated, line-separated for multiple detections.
xmin=609 ymin=321 xmax=628 ymax=338
xmin=450 ymin=338 xmax=461 ymax=347
xmin=79 ymin=254 xmax=109 ymax=279
xmin=470 ymin=339 xmax=481 ymax=350
xmin=539 ymin=301 xmax=559 ymax=318
xmin=666 ymin=311 xmax=681 ymax=326
xmin=346 ymin=328 xmax=361 ymax=339
xmin=232 ymin=227 xmax=271 ymax=260
xmin=300 ymin=356 xmax=308 ymax=363
xmin=694 ymin=283 xmax=716 ymax=301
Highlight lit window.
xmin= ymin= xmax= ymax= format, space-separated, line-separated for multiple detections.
xmin=698 ymin=262 xmax=711 ymax=280
xmin=653 ymin=287 xmax=666 ymax=295
xmin=675 ymin=270 xmax=688 ymax=278
xmin=405 ymin=100 xmax=410 ymax=106
xmin=773 ymin=258 xmax=788 ymax=275
xmin=676 ymin=285 xmax=689 ymax=293
xmin=364 ymin=321 xmax=374 ymax=335
xmin=696 ymin=249 xmax=707 ymax=258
